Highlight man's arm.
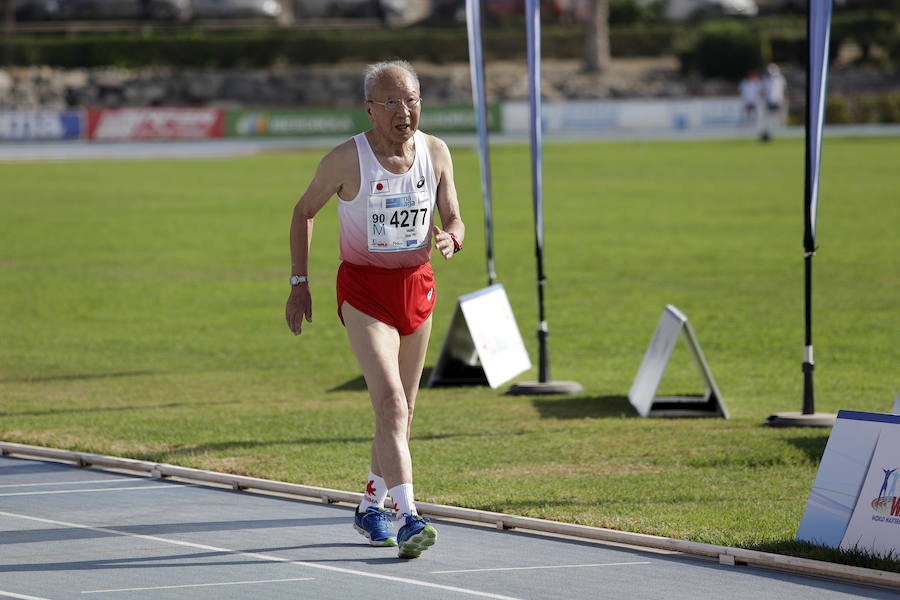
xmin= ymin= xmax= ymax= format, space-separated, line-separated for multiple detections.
xmin=427 ymin=135 xmax=465 ymax=260
xmin=286 ymin=140 xmax=356 ymax=336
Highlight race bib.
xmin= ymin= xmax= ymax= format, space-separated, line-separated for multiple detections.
xmin=367 ymin=191 xmax=431 ymax=252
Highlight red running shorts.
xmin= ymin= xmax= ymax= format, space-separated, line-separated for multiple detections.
xmin=336 ymin=261 xmax=436 ymax=336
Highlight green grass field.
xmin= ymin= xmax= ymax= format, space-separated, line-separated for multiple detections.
xmin=1 ymin=136 xmax=898 ymax=569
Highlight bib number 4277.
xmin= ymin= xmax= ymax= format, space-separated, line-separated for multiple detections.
xmin=368 ymin=191 xmax=430 ymax=252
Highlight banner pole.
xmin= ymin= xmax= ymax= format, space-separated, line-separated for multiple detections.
xmin=465 ymin=0 xmax=496 ymax=286
xmin=508 ymin=0 xmax=581 ymax=396
xmin=767 ymin=0 xmax=834 ymax=427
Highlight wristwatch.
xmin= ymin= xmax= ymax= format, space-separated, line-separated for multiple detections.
xmin=289 ymin=275 xmax=308 ymax=286
xmin=449 ymin=232 xmax=462 ymax=254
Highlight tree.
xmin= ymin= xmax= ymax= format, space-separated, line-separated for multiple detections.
xmin=585 ymin=0 xmax=611 ymax=73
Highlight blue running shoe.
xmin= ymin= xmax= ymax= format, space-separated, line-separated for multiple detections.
xmin=353 ymin=506 xmax=397 ymax=547
xmin=396 ymin=514 xmax=436 ymax=559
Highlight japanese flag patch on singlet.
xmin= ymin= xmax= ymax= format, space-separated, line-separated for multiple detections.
xmin=367 ymin=190 xmax=430 ymax=252
xmin=371 ymin=179 xmax=391 ymax=194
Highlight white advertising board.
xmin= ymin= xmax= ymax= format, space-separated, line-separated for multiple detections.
xmin=796 ymin=410 xmax=900 ymax=558
xmin=628 ymin=305 xmax=727 ymax=418
xmin=502 ymin=97 xmax=748 ymax=136
xmin=840 ymin=431 xmax=900 ymax=556
xmin=428 ymin=284 xmax=530 ymax=389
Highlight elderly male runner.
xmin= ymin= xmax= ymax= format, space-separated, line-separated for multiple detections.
xmin=285 ymin=60 xmax=465 ymax=559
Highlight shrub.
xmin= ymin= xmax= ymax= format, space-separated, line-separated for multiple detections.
xmin=854 ymin=93 xmax=900 ymax=123
xmin=0 ymin=24 xmax=685 ymax=68
xmin=825 ymin=94 xmax=853 ymax=125
xmin=677 ymin=21 xmax=762 ymax=80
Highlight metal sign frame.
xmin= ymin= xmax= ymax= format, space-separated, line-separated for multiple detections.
xmin=628 ymin=305 xmax=728 ymax=418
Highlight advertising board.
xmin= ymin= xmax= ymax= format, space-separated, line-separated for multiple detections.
xmin=0 ymin=111 xmax=83 ymax=141
xmin=87 ymin=108 xmax=225 ymax=141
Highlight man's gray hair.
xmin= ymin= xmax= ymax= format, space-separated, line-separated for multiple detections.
xmin=364 ymin=60 xmax=419 ymax=100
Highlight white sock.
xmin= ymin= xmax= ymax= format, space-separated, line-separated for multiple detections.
xmin=358 ymin=470 xmax=388 ymax=513
xmin=389 ymin=483 xmax=417 ymax=527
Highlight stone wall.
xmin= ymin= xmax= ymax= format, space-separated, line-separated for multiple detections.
xmin=0 ymin=58 xmax=734 ymax=110
xmin=0 ymin=59 xmax=897 ymax=113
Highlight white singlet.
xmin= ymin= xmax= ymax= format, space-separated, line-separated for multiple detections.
xmin=338 ymin=130 xmax=438 ymax=269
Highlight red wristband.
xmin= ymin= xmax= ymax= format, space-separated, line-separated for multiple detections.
xmin=448 ymin=232 xmax=462 ymax=253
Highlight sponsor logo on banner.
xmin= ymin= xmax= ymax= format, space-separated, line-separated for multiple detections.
xmin=87 ymin=108 xmax=224 ymax=141
xmin=234 ymin=112 xmax=270 ymax=135
xmin=227 ymin=109 xmax=363 ymax=137
xmin=870 ymin=466 xmax=900 ymax=521
xmin=0 ymin=111 xmax=82 ymax=141
xmin=834 ymin=421 xmax=900 ymax=557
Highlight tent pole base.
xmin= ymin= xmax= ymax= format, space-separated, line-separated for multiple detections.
xmin=507 ymin=381 xmax=583 ymax=396
xmin=765 ymin=411 xmax=836 ymax=428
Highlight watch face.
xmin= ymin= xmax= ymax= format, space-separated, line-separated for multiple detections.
xmin=290 ymin=275 xmax=305 ymax=285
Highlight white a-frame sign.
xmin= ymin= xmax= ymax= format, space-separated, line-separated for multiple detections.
xmin=428 ymin=284 xmax=531 ymax=389
xmin=628 ymin=305 xmax=728 ymax=418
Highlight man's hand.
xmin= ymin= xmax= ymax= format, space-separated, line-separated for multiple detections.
xmin=285 ymin=285 xmax=312 ymax=336
xmin=433 ymin=225 xmax=457 ymax=260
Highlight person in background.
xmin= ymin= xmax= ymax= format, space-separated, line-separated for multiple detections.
xmin=739 ymin=68 xmax=761 ymax=132
xmin=761 ymin=62 xmax=788 ymax=141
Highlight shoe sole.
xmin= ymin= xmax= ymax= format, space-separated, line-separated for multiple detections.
xmin=398 ymin=524 xmax=436 ymax=559
xmin=354 ymin=523 xmax=398 ymax=547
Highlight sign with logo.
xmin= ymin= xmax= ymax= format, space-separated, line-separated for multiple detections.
xmin=796 ymin=410 xmax=900 ymax=557
xmin=87 ymin=108 xmax=224 ymax=141
xmin=428 ymin=284 xmax=530 ymax=389
xmin=503 ymin=98 xmax=747 ymax=135
xmin=0 ymin=111 xmax=83 ymax=141
xmin=227 ymin=109 xmax=367 ymax=138
xmin=418 ymin=104 xmax=502 ymax=133
xmin=226 ymin=105 xmax=501 ymax=138
xmin=841 ymin=433 xmax=900 ymax=556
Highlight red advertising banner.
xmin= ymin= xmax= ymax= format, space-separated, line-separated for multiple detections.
xmin=86 ymin=108 xmax=225 ymax=141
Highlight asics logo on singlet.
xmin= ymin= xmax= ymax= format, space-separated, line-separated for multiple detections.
xmin=416 ymin=177 xmax=425 ymax=188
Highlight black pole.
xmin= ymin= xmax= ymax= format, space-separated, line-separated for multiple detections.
xmin=801 ymin=3 xmax=815 ymax=415
xmin=536 ymin=264 xmax=549 ymax=383
xmin=802 ymin=253 xmax=814 ymax=414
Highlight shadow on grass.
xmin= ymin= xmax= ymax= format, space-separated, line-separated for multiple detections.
xmin=328 ymin=367 xmax=458 ymax=392
xmin=1 ymin=399 xmax=238 ymax=418
xmin=328 ymin=375 xmax=367 ymax=392
xmin=532 ymin=395 xmax=637 ymax=420
xmin=782 ymin=435 xmax=830 ymax=464
xmin=0 ymin=370 xmax=158 ymax=384
xmin=140 ymin=436 xmax=375 ymax=459
xmin=137 ymin=428 xmax=554 ymax=460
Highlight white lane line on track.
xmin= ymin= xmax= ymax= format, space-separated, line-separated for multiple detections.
xmin=0 ymin=485 xmax=181 ymax=497
xmin=432 ymin=561 xmax=651 ymax=574
xmin=0 ymin=590 xmax=52 ymax=600
xmin=80 ymin=578 xmax=315 ymax=594
xmin=0 ymin=511 xmax=524 ymax=600
xmin=0 ymin=480 xmax=130 ymax=489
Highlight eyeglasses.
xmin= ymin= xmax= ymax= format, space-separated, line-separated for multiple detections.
xmin=367 ymin=97 xmax=422 ymax=113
